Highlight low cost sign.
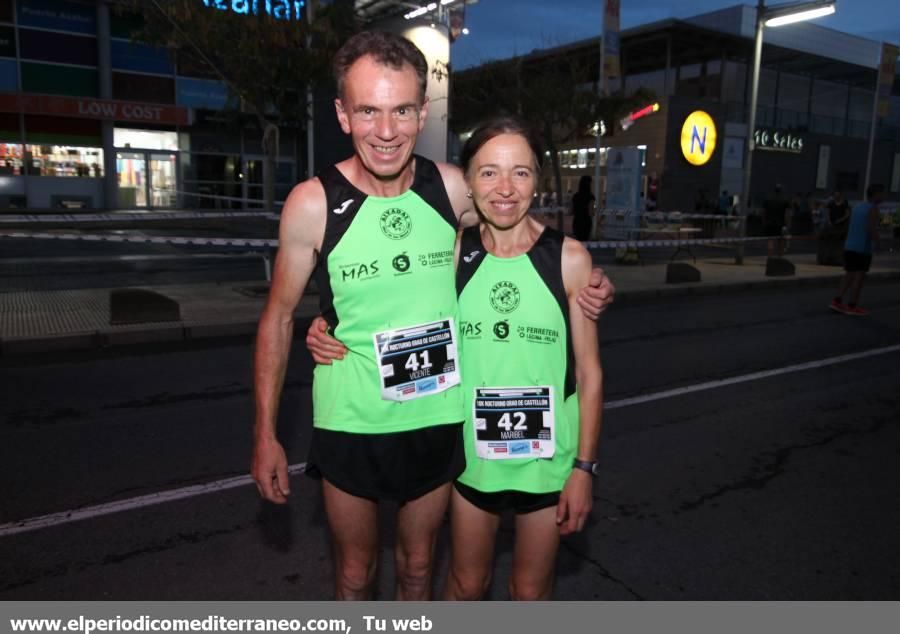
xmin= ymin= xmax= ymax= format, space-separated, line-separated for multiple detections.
xmin=681 ymin=110 xmax=717 ymax=166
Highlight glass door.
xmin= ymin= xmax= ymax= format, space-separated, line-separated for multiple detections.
xmin=150 ymin=153 xmax=177 ymax=208
xmin=116 ymin=151 xmax=147 ymax=208
xmin=243 ymin=156 xmax=264 ymax=209
xmin=242 ymin=155 xmax=295 ymax=209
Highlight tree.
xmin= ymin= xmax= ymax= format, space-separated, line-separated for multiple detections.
xmin=452 ymin=42 xmax=655 ymax=216
xmin=123 ymin=0 xmax=356 ymax=212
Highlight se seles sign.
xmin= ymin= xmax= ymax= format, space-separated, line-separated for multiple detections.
xmin=681 ymin=110 xmax=717 ymax=166
xmin=754 ymin=128 xmax=804 ymax=154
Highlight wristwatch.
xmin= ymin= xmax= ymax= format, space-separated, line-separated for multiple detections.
xmin=572 ymin=459 xmax=600 ymax=476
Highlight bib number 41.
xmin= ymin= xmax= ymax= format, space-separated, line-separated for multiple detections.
xmin=404 ymin=350 xmax=433 ymax=373
xmin=374 ymin=318 xmax=460 ymax=402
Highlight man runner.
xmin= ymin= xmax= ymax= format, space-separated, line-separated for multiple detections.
xmin=251 ymin=31 xmax=614 ymax=601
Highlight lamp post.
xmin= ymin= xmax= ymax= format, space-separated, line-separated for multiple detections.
xmin=737 ymin=0 xmax=835 ymax=264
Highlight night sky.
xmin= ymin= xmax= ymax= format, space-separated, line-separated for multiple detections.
xmin=450 ymin=0 xmax=900 ymax=69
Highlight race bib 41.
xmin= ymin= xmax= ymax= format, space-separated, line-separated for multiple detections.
xmin=374 ymin=318 xmax=460 ymax=402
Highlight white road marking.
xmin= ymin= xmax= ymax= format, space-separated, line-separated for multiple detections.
xmin=0 ymin=465 xmax=307 ymax=537
xmin=2 ymin=343 xmax=898 ymax=538
xmin=603 ymin=343 xmax=900 ymax=410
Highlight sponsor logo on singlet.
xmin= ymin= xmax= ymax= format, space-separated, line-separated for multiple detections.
xmin=380 ymin=208 xmax=412 ymax=240
xmin=333 ymin=199 xmax=354 ymax=215
xmin=490 ymin=281 xmax=520 ymax=314
xmin=493 ymin=320 xmax=510 ymax=340
xmin=460 ymin=321 xmax=483 ymax=337
xmin=516 ymin=324 xmax=560 ymax=344
xmin=392 ymin=253 xmax=411 ymax=273
xmin=463 ymin=250 xmax=480 ymax=263
xmin=417 ymin=249 xmax=454 ymax=269
xmin=339 ymin=260 xmax=380 ymax=282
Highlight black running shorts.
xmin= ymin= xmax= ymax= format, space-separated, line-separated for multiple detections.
xmin=306 ymin=422 xmax=465 ymax=503
xmin=763 ymin=223 xmax=783 ymax=238
xmin=843 ymin=250 xmax=872 ymax=273
xmin=454 ymin=480 xmax=560 ymax=515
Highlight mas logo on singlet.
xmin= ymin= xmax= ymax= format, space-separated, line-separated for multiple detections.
xmin=380 ymin=208 xmax=412 ymax=240
xmin=490 ymin=281 xmax=520 ymax=314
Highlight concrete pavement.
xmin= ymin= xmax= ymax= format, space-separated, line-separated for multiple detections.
xmin=1 ymin=249 xmax=898 ymax=356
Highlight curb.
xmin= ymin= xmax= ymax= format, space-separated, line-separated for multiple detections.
xmin=2 ymin=272 xmax=898 ymax=356
xmin=0 ymin=320 xmax=269 ymax=356
xmin=614 ymin=270 xmax=900 ymax=304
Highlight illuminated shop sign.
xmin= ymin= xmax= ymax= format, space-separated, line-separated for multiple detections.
xmin=681 ymin=110 xmax=717 ymax=166
xmin=0 ymin=93 xmax=191 ymax=126
xmin=754 ymin=128 xmax=804 ymax=154
xmin=201 ymin=0 xmax=305 ymax=20
xmin=620 ymin=102 xmax=659 ymax=131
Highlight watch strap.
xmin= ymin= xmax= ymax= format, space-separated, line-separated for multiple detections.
xmin=572 ymin=458 xmax=599 ymax=475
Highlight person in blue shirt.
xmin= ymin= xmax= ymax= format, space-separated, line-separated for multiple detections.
xmin=830 ymin=184 xmax=884 ymax=316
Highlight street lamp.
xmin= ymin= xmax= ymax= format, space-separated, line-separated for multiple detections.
xmin=737 ymin=0 xmax=835 ymax=263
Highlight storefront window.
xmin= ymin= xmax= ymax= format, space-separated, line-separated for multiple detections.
xmin=0 ymin=143 xmax=24 ymax=175
xmin=24 ymin=145 xmax=104 ymax=177
xmin=114 ymin=128 xmax=178 ymax=151
xmin=577 ymin=149 xmax=588 ymax=169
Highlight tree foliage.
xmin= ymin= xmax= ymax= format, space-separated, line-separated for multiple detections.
xmin=126 ymin=0 xmax=356 ymax=122
xmin=121 ymin=0 xmax=357 ymax=208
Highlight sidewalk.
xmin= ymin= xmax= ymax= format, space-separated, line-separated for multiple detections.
xmin=2 ymin=251 xmax=898 ymax=356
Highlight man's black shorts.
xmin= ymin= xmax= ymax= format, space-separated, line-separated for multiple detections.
xmin=453 ymin=480 xmax=560 ymax=515
xmin=306 ymin=422 xmax=465 ymax=502
xmin=763 ymin=223 xmax=783 ymax=238
xmin=844 ymin=250 xmax=872 ymax=273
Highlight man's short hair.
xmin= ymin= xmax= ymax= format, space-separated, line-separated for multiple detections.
xmin=333 ymin=31 xmax=428 ymax=103
xmin=866 ymin=183 xmax=884 ymax=200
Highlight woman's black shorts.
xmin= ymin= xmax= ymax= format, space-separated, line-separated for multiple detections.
xmin=306 ymin=422 xmax=465 ymax=503
xmin=454 ymin=480 xmax=560 ymax=515
xmin=843 ymin=250 xmax=872 ymax=272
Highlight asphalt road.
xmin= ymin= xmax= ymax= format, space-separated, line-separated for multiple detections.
xmin=1 ymin=282 xmax=898 ymax=600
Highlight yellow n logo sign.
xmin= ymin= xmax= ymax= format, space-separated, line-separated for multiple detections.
xmin=681 ymin=111 xmax=717 ymax=166
xmin=691 ymin=125 xmax=707 ymax=154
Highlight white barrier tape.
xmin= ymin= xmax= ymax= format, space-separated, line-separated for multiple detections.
xmin=0 ymin=231 xmax=276 ymax=249
xmin=531 ymin=207 xmax=745 ymax=221
xmin=0 ymin=210 xmax=279 ymax=223
xmin=1 ymin=230 xmax=769 ymax=251
xmin=176 ymin=189 xmax=286 ymax=207
xmin=583 ymin=236 xmax=771 ymax=249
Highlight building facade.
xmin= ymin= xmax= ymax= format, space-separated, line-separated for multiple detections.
xmin=466 ymin=5 xmax=900 ymax=211
xmin=0 ymin=0 xmax=307 ymax=210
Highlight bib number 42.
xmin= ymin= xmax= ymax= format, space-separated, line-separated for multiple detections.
xmin=496 ymin=411 xmax=527 ymax=432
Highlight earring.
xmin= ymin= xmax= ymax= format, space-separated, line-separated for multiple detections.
xmin=466 ymin=191 xmax=473 ymax=199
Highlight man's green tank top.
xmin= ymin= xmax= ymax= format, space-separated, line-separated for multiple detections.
xmin=455 ymin=225 xmax=579 ymax=493
xmin=312 ymin=156 xmax=464 ymax=433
